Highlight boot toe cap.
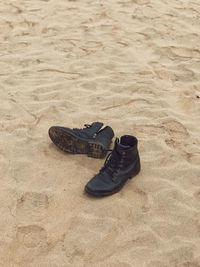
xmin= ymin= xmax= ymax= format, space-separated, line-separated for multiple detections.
xmin=85 ymin=174 xmax=115 ymax=196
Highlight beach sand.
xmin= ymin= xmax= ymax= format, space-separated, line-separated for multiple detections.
xmin=0 ymin=0 xmax=200 ymax=266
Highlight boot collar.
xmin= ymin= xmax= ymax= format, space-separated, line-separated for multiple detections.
xmin=114 ymin=135 xmax=138 ymax=154
xmin=115 ymin=138 xmax=130 ymax=153
xmin=84 ymin=122 xmax=104 ymax=137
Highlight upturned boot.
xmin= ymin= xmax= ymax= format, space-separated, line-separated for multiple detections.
xmin=48 ymin=122 xmax=114 ymax=158
xmin=85 ymin=135 xmax=141 ymax=196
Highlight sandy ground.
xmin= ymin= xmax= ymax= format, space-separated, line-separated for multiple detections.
xmin=0 ymin=0 xmax=200 ymax=266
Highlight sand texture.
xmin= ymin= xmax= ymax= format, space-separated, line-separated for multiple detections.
xmin=0 ymin=0 xmax=200 ymax=266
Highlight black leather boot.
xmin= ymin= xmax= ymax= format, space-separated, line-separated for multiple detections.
xmin=48 ymin=122 xmax=114 ymax=158
xmin=85 ymin=135 xmax=141 ymax=196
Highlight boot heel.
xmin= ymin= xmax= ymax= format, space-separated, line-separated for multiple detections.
xmin=87 ymin=142 xmax=106 ymax=159
xmin=129 ymin=161 xmax=141 ymax=179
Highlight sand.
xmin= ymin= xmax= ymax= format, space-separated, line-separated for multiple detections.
xmin=0 ymin=0 xmax=200 ymax=266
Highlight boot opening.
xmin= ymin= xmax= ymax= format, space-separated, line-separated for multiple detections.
xmin=120 ymin=135 xmax=138 ymax=147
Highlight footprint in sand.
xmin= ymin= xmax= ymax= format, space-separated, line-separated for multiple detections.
xmin=16 ymin=225 xmax=47 ymax=249
xmin=12 ymin=225 xmax=48 ymax=262
xmin=12 ymin=225 xmax=48 ymax=266
xmin=16 ymin=192 xmax=49 ymax=222
xmin=164 ymin=119 xmax=189 ymax=149
xmin=177 ymin=89 xmax=199 ymax=113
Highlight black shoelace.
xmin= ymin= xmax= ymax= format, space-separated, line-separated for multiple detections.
xmin=100 ymin=149 xmax=126 ymax=179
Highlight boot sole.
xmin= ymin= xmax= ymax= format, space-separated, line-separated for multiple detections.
xmin=49 ymin=126 xmax=108 ymax=159
xmin=85 ymin=163 xmax=141 ymax=197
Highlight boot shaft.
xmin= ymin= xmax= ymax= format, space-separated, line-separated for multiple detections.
xmin=115 ymin=135 xmax=139 ymax=163
xmin=75 ymin=122 xmax=103 ymax=138
xmin=101 ymin=135 xmax=140 ymax=175
xmin=84 ymin=122 xmax=103 ymax=137
xmin=96 ymin=126 xmax=114 ymax=148
xmin=74 ymin=122 xmax=114 ymax=144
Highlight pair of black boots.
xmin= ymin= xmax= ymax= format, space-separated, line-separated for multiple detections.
xmin=49 ymin=122 xmax=141 ymax=197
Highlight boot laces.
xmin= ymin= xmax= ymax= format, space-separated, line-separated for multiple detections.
xmin=100 ymin=149 xmax=126 ymax=180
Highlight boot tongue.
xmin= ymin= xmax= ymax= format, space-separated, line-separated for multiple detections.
xmin=115 ymin=138 xmax=130 ymax=153
xmin=86 ymin=122 xmax=104 ymax=136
